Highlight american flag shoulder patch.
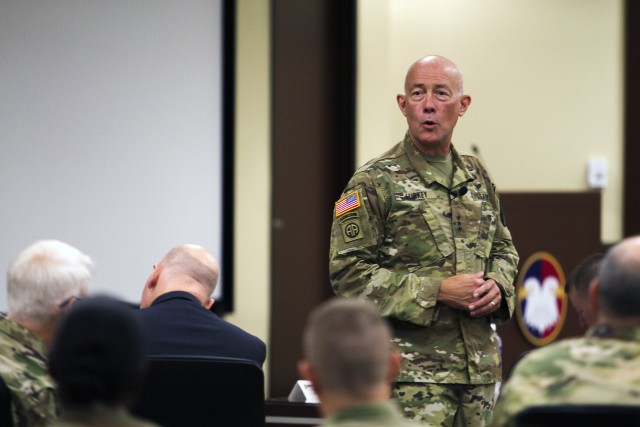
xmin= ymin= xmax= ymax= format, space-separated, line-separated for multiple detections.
xmin=335 ymin=190 xmax=361 ymax=217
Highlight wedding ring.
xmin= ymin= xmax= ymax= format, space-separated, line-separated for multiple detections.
xmin=490 ymin=301 xmax=495 ymax=307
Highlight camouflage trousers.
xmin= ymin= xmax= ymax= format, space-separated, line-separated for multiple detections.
xmin=392 ymin=382 xmax=495 ymax=427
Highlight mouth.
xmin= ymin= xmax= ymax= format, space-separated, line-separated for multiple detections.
xmin=422 ymin=120 xmax=437 ymax=129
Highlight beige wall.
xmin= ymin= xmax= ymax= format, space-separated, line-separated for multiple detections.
xmin=231 ymin=0 xmax=625 ymax=388
xmin=358 ymin=0 xmax=624 ymax=244
xmin=227 ymin=0 xmax=271 ymax=380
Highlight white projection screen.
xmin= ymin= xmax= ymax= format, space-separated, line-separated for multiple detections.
xmin=0 ymin=0 xmax=234 ymax=311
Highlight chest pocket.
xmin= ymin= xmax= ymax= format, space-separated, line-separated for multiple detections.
xmin=421 ymin=200 xmax=455 ymax=263
xmin=474 ymin=200 xmax=498 ymax=259
xmin=458 ymin=187 xmax=498 ymax=260
xmin=385 ymin=195 xmax=454 ymax=272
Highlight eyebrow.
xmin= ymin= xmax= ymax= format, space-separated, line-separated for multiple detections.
xmin=409 ymin=83 xmax=452 ymax=92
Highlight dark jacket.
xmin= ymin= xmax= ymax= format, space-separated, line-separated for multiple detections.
xmin=139 ymin=291 xmax=266 ymax=366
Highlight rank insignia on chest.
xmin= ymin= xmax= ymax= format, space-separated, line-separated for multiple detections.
xmin=335 ymin=190 xmax=361 ymax=217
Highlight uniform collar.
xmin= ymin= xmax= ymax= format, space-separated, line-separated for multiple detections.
xmin=0 ymin=312 xmax=48 ymax=355
xmin=586 ymin=323 xmax=640 ymax=342
xmin=328 ymin=401 xmax=404 ymax=424
xmin=402 ymin=132 xmax=475 ymax=191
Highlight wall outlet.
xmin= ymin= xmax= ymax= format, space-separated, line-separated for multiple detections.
xmin=588 ymin=157 xmax=608 ymax=189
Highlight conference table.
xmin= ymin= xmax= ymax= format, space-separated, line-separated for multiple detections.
xmin=265 ymin=399 xmax=322 ymax=426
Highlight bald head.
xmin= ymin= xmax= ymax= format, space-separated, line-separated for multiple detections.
xmin=160 ymin=244 xmax=219 ymax=295
xmin=598 ymin=236 xmax=640 ymax=319
xmin=140 ymin=244 xmax=219 ymax=309
xmin=397 ymin=54 xmax=471 ymax=155
xmin=404 ymin=55 xmax=465 ymax=94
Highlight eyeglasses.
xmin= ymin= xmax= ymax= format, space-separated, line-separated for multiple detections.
xmin=58 ymin=296 xmax=84 ymax=310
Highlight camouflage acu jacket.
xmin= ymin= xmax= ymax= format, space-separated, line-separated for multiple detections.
xmin=491 ymin=324 xmax=640 ymax=427
xmin=329 ymin=134 xmax=519 ymax=384
xmin=0 ymin=313 xmax=58 ymax=426
xmin=323 ymin=401 xmax=421 ymax=427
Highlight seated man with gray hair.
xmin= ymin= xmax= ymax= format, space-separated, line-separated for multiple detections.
xmin=298 ymin=298 xmax=420 ymax=426
xmin=0 ymin=240 xmax=93 ymax=427
xmin=491 ymin=236 xmax=640 ymax=427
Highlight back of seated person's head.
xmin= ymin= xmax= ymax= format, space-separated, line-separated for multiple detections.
xmin=7 ymin=240 xmax=93 ymax=340
xmin=48 ymin=295 xmax=145 ymax=411
xmin=566 ymin=253 xmax=604 ymax=295
xmin=161 ymin=244 xmax=219 ymax=295
xmin=566 ymin=253 xmax=604 ymax=327
xmin=300 ymin=297 xmax=396 ymax=399
xmin=597 ymin=236 xmax=640 ymax=320
xmin=140 ymin=244 xmax=219 ymax=309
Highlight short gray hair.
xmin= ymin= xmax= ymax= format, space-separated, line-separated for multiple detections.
xmin=302 ymin=298 xmax=392 ymax=398
xmin=7 ymin=240 xmax=93 ymax=324
xmin=598 ymin=236 xmax=640 ymax=318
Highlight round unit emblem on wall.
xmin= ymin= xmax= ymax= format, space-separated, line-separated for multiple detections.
xmin=515 ymin=252 xmax=567 ymax=346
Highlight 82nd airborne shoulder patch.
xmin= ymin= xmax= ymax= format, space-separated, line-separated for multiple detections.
xmin=338 ymin=212 xmax=364 ymax=243
xmin=335 ymin=190 xmax=364 ymax=243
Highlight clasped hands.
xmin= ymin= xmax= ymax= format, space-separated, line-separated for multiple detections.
xmin=438 ymin=272 xmax=502 ymax=317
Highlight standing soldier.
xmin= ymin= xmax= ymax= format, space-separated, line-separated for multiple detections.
xmin=329 ymin=55 xmax=519 ymax=426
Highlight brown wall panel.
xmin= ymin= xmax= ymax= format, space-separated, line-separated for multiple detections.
xmin=498 ymin=192 xmax=603 ymax=378
xmin=625 ymin=0 xmax=640 ymax=237
xmin=270 ymin=0 xmax=355 ymax=398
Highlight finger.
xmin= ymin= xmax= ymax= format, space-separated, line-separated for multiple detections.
xmin=473 ymin=279 xmax=495 ymax=298
xmin=470 ymin=300 xmax=496 ymax=317
xmin=469 ymin=288 xmax=500 ymax=313
xmin=472 ymin=293 xmax=502 ymax=317
xmin=472 ymin=272 xmax=486 ymax=286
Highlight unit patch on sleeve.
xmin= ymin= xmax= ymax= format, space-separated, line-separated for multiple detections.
xmin=339 ymin=212 xmax=364 ymax=243
xmin=335 ymin=190 xmax=361 ymax=217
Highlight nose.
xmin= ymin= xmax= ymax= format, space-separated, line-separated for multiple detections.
xmin=422 ymin=92 xmax=436 ymax=113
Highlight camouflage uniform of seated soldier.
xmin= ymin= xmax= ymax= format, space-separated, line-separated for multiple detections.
xmin=491 ymin=236 xmax=640 ymax=427
xmin=0 ymin=240 xmax=93 ymax=427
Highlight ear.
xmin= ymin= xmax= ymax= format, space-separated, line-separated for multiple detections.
xmin=297 ymin=360 xmax=320 ymax=393
xmin=145 ymin=265 xmax=160 ymax=290
xmin=588 ymin=278 xmax=600 ymax=315
xmin=298 ymin=360 xmax=313 ymax=381
xmin=387 ymin=350 xmax=402 ymax=382
xmin=140 ymin=265 xmax=161 ymax=309
xmin=458 ymin=94 xmax=472 ymax=116
xmin=397 ymin=94 xmax=408 ymax=117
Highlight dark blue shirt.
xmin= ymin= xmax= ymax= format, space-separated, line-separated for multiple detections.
xmin=139 ymin=291 xmax=266 ymax=366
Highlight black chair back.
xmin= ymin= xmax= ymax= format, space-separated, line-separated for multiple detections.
xmin=0 ymin=375 xmax=14 ymax=427
xmin=131 ymin=355 xmax=265 ymax=427
xmin=515 ymin=404 xmax=640 ymax=427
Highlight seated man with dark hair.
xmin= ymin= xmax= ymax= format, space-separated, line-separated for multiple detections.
xmin=298 ymin=298 xmax=420 ymax=427
xmin=48 ymin=296 xmax=158 ymax=427
xmin=0 ymin=240 xmax=93 ymax=427
xmin=565 ymin=253 xmax=604 ymax=328
xmin=491 ymin=236 xmax=640 ymax=427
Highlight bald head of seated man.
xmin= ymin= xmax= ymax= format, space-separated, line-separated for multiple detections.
xmin=138 ymin=244 xmax=266 ymax=365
